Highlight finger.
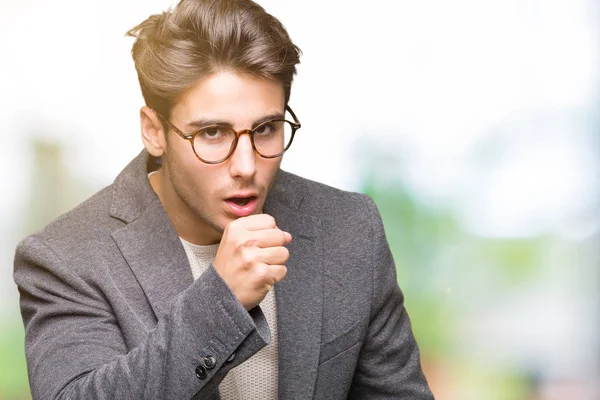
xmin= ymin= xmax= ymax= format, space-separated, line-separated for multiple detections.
xmin=283 ymin=231 xmax=292 ymax=244
xmin=232 ymin=214 xmax=277 ymax=231
xmin=269 ymin=264 xmax=288 ymax=284
xmin=252 ymin=228 xmax=292 ymax=248
xmin=256 ymin=246 xmax=290 ymax=265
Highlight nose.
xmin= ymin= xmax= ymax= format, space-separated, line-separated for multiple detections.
xmin=228 ymin=132 xmax=257 ymax=180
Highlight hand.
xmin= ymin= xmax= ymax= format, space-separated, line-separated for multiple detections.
xmin=213 ymin=214 xmax=292 ymax=310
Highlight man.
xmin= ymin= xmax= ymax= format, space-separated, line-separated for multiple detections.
xmin=14 ymin=0 xmax=434 ymax=399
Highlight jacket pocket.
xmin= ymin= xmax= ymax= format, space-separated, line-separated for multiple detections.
xmin=318 ymin=321 xmax=362 ymax=365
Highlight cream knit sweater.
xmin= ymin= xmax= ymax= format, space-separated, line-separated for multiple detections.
xmin=180 ymin=238 xmax=278 ymax=399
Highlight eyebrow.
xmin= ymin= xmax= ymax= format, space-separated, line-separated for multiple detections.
xmin=186 ymin=112 xmax=285 ymax=131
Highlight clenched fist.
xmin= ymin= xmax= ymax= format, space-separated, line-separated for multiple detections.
xmin=213 ymin=214 xmax=292 ymax=310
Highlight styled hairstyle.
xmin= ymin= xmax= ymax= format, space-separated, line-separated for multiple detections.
xmin=126 ymin=0 xmax=302 ymax=119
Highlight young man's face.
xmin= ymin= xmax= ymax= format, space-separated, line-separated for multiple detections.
xmin=149 ymin=71 xmax=285 ymax=244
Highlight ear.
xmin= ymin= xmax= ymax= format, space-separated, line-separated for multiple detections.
xmin=140 ymin=106 xmax=167 ymax=157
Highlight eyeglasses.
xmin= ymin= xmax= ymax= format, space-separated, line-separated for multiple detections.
xmin=153 ymin=105 xmax=301 ymax=164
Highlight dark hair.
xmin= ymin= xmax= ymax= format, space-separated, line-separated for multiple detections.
xmin=126 ymin=0 xmax=302 ymax=119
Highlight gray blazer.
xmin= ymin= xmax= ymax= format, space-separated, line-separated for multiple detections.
xmin=14 ymin=150 xmax=433 ymax=400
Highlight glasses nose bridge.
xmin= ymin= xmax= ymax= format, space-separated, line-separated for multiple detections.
xmin=230 ymin=127 xmax=256 ymax=156
xmin=234 ymin=127 xmax=254 ymax=138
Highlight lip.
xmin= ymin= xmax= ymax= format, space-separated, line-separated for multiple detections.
xmin=224 ymin=194 xmax=259 ymax=218
xmin=226 ymin=192 xmax=259 ymax=199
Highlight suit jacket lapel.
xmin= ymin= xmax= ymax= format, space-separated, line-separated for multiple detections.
xmin=266 ymin=173 xmax=324 ymax=398
xmin=109 ymin=150 xmax=193 ymax=320
xmin=111 ymin=200 xmax=193 ymax=320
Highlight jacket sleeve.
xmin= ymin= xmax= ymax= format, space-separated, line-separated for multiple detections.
xmin=13 ymin=235 xmax=269 ymax=400
xmin=348 ymin=196 xmax=435 ymax=399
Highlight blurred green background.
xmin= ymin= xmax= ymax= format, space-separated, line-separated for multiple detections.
xmin=1 ymin=0 xmax=599 ymax=399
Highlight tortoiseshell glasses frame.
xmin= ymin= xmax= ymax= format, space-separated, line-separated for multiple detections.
xmin=153 ymin=105 xmax=301 ymax=164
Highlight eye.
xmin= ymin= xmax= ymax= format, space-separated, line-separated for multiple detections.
xmin=254 ymin=122 xmax=276 ymax=136
xmin=199 ymin=126 xmax=225 ymax=140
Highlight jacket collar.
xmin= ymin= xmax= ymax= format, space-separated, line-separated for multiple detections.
xmin=110 ymin=150 xmax=161 ymax=224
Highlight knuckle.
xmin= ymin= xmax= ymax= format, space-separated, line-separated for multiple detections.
xmin=254 ymin=263 xmax=269 ymax=281
xmin=264 ymin=214 xmax=276 ymax=227
xmin=240 ymin=248 xmax=255 ymax=265
xmin=234 ymin=236 xmax=254 ymax=251
xmin=234 ymin=238 xmax=245 ymax=252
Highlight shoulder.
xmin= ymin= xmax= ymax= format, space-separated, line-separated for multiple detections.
xmin=276 ymin=169 xmax=372 ymax=209
xmin=44 ymin=184 xmax=118 ymax=236
xmin=273 ymin=170 xmax=386 ymax=260
xmin=15 ymin=183 xmax=124 ymax=267
xmin=19 ymin=149 xmax=155 ymax=253
xmin=276 ymin=169 xmax=379 ymax=224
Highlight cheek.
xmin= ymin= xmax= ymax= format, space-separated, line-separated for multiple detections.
xmin=167 ymin=134 xmax=196 ymax=164
xmin=259 ymin=158 xmax=282 ymax=180
xmin=184 ymin=163 xmax=227 ymax=205
xmin=165 ymin=145 xmax=214 ymax=196
xmin=195 ymin=172 xmax=221 ymax=201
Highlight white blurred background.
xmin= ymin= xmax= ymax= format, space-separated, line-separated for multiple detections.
xmin=1 ymin=0 xmax=599 ymax=398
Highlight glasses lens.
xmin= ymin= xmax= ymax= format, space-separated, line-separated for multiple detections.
xmin=253 ymin=120 xmax=294 ymax=157
xmin=193 ymin=126 xmax=236 ymax=162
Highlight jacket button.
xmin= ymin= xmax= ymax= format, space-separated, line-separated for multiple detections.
xmin=203 ymin=355 xmax=216 ymax=370
xmin=195 ymin=364 xmax=207 ymax=380
xmin=226 ymin=352 xmax=236 ymax=363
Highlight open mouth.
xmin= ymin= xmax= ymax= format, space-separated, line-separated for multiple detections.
xmin=228 ymin=196 xmax=256 ymax=206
